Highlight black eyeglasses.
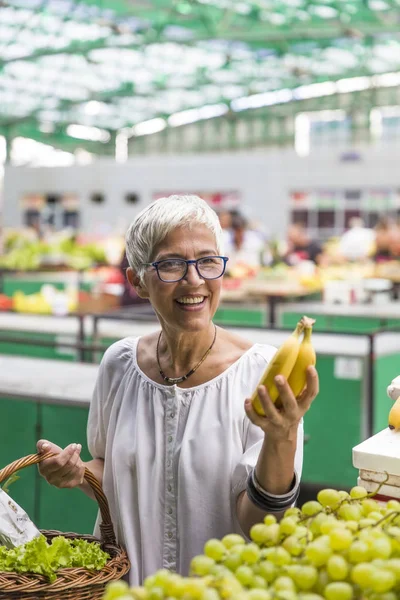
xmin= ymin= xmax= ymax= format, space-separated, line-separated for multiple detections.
xmin=143 ymin=256 xmax=229 ymax=283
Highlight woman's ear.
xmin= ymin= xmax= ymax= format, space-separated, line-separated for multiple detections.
xmin=126 ymin=267 xmax=149 ymax=299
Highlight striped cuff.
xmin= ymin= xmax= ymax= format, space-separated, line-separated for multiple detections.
xmin=246 ymin=469 xmax=300 ymax=513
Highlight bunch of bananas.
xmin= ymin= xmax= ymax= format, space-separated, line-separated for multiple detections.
xmin=251 ymin=316 xmax=316 ymax=416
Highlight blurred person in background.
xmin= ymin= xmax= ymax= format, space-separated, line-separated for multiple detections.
xmin=373 ymin=217 xmax=397 ymax=262
xmin=388 ymin=220 xmax=400 ymax=258
xmin=284 ymin=222 xmax=325 ymax=266
xmin=224 ymin=212 xmax=265 ymax=271
xmin=338 ymin=217 xmax=375 ymax=262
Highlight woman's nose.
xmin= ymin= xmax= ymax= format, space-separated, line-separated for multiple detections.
xmin=184 ymin=263 xmax=204 ymax=284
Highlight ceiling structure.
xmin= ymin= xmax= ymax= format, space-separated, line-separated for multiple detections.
xmin=1 ymin=0 xmax=400 ymax=154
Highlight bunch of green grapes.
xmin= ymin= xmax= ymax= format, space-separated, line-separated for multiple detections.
xmin=102 ymin=485 xmax=400 ymax=600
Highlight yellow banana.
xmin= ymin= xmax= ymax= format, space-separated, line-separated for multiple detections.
xmin=388 ymin=397 xmax=400 ymax=430
xmin=251 ymin=320 xmax=304 ymax=416
xmin=286 ymin=316 xmax=316 ymax=399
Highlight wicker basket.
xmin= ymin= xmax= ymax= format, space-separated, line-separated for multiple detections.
xmin=0 ymin=452 xmax=130 ymax=599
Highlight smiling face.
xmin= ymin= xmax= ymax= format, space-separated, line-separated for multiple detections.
xmin=128 ymin=224 xmax=223 ymax=334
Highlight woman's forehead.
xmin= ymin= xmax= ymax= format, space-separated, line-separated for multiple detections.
xmin=156 ymin=224 xmax=217 ymax=251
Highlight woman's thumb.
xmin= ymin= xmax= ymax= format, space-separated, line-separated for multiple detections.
xmin=37 ymin=439 xmax=62 ymax=454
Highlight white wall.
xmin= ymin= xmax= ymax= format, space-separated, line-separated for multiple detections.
xmin=3 ymin=143 xmax=400 ymax=237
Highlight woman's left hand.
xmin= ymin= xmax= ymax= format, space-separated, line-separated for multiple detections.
xmin=244 ymin=365 xmax=319 ymax=440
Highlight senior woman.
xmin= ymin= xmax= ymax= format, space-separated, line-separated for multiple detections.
xmin=37 ymin=195 xmax=318 ymax=585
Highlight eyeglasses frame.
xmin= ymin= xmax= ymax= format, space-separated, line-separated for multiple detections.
xmin=142 ymin=255 xmax=229 ymax=283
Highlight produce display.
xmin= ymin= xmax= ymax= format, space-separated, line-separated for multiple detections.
xmin=0 ymin=534 xmax=109 ymax=582
xmin=388 ymin=376 xmax=400 ymax=431
xmin=102 ymin=483 xmax=400 ymax=600
xmin=251 ymin=317 xmax=316 ymax=416
xmin=0 ymin=229 xmax=108 ymax=271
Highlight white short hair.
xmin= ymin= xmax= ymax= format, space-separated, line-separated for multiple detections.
xmin=125 ymin=195 xmax=223 ymax=280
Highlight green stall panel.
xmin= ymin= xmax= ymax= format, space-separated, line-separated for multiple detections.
xmin=215 ymin=306 xmax=265 ymax=327
xmin=280 ymin=312 xmax=331 ymax=331
xmin=0 ymin=398 xmax=38 ymax=518
xmin=38 ymin=403 xmax=97 ymax=534
xmin=0 ymin=330 xmax=78 ymax=361
xmin=302 ymin=355 xmax=362 ymax=488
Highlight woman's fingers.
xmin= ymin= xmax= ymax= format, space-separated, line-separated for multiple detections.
xmin=37 ymin=440 xmax=83 ymax=488
xmin=274 ymin=376 xmax=298 ymax=418
xmin=297 ymin=366 xmax=319 ymax=411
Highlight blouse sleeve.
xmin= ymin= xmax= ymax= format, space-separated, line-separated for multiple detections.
xmin=87 ymin=339 xmax=134 ymax=460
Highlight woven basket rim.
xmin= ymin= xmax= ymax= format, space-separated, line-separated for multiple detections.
xmin=0 ymin=529 xmax=130 ymax=593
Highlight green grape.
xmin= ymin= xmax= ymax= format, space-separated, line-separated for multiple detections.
xmin=182 ymin=578 xmax=207 ymax=599
xmin=358 ymin=518 xmax=376 ymax=528
xmin=273 ymin=591 xmax=297 ymax=600
xmin=370 ymin=568 xmax=396 ymax=593
xmin=251 ymin=575 xmax=268 ymax=589
xmin=250 ymin=524 xmax=278 ymax=545
xmin=153 ymin=569 xmax=172 ymax=588
xmin=337 ymin=503 xmax=363 ymax=522
xmin=267 ymin=547 xmax=291 ymax=566
xmin=301 ymin=501 xmax=323 ymax=516
xmin=221 ymin=534 xmax=246 ymax=549
xmin=273 ymin=575 xmax=296 ymax=592
xmin=164 ymin=574 xmax=185 ymax=597
xmin=350 ymin=486 xmax=368 ymax=499
xmin=223 ymin=551 xmax=243 ymax=572
xmin=320 ymin=516 xmax=342 ymax=535
xmin=282 ymin=534 xmax=306 ymax=556
xmin=338 ymin=491 xmax=350 ymax=501
xmin=367 ymin=593 xmax=396 ymax=600
xmin=235 ymin=565 xmax=255 ymax=586
xmin=291 ymin=565 xmax=318 ymax=590
xmin=103 ymin=581 xmax=131 ymax=600
xmin=343 ymin=520 xmax=358 ymax=532
xmin=247 ymin=590 xmax=273 ymax=600
xmin=323 ymin=581 xmax=354 ymax=600
xmin=189 ymin=555 xmax=215 ymax=576
xmin=258 ymin=559 xmax=278 ymax=583
xmin=386 ymin=557 xmax=400 ymax=581
xmin=148 ymin=586 xmax=164 ymax=600
xmin=326 ymin=554 xmax=349 ymax=580
xmin=329 ymin=527 xmax=353 ymax=551
xmin=263 ymin=514 xmax=277 ymax=525
xmin=241 ymin=543 xmax=261 ymax=564
xmin=130 ymin=587 xmax=147 ymax=600
xmin=298 ymin=595 xmax=324 ymax=600
xmin=368 ymin=511 xmax=385 ymax=521
xmin=309 ymin=513 xmax=330 ymax=536
xmin=144 ymin=576 xmax=156 ymax=591
xmin=348 ymin=540 xmax=370 ymax=564
xmin=386 ymin=500 xmax=400 ymax=511
xmin=204 ymin=539 xmax=226 ymax=561
xmin=306 ymin=539 xmax=332 ymax=567
xmin=279 ymin=517 xmax=298 ymax=536
xmin=351 ymin=562 xmax=376 ymax=589
xmin=369 ymin=537 xmax=392 ymax=559
xmin=362 ymin=498 xmax=380 ymax=515
xmin=284 ymin=507 xmax=301 ymax=519
xmin=317 ymin=488 xmax=341 ymax=509
xmin=200 ymin=589 xmax=220 ymax=600
xmin=314 ymin=568 xmax=329 ymax=595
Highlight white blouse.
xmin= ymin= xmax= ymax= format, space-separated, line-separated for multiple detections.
xmin=87 ymin=336 xmax=304 ymax=585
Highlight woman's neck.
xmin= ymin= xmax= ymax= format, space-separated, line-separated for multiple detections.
xmin=158 ymin=324 xmax=216 ymax=374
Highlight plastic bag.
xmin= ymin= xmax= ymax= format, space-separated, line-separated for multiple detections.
xmin=0 ymin=488 xmax=40 ymax=549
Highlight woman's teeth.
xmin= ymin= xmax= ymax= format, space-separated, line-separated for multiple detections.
xmin=176 ymin=296 xmax=205 ymax=305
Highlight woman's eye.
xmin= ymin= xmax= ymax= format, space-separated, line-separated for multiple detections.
xmin=159 ymin=260 xmax=183 ymax=271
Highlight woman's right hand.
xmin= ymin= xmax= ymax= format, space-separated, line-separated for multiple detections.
xmin=36 ymin=439 xmax=85 ymax=488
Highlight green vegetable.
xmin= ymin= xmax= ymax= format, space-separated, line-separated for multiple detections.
xmin=0 ymin=534 xmax=110 ymax=582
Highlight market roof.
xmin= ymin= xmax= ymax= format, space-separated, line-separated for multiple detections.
xmin=1 ymin=0 xmax=400 ymax=151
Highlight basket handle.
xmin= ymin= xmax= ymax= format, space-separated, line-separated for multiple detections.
xmin=0 ymin=452 xmax=117 ymax=546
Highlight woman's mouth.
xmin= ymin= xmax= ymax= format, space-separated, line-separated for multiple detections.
xmin=175 ymin=295 xmax=206 ymax=309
